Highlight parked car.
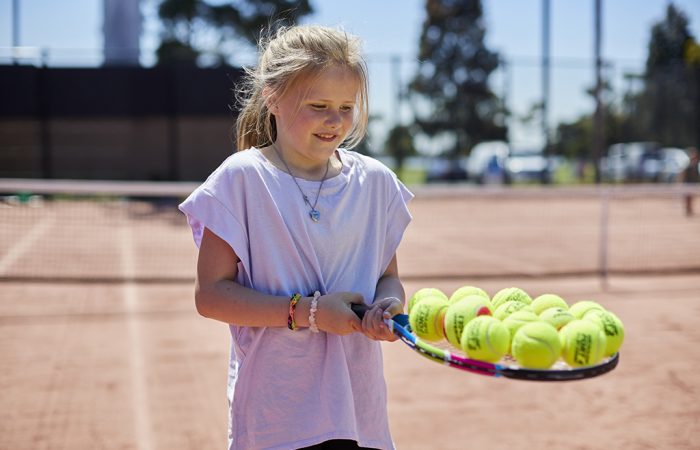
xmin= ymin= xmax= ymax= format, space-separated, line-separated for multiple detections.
xmin=658 ymin=147 xmax=691 ymax=182
xmin=600 ymin=142 xmax=662 ymax=182
xmin=466 ymin=141 xmax=509 ymax=184
xmin=425 ymin=156 xmax=468 ymax=183
xmin=599 ymin=144 xmax=627 ymax=182
xmin=503 ymin=147 xmax=551 ymax=184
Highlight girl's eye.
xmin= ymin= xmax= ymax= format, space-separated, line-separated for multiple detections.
xmin=309 ymin=104 xmax=353 ymax=112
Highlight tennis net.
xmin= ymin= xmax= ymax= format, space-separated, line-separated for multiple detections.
xmin=0 ymin=179 xmax=199 ymax=283
xmin=400 ymin=184 xmax=700 ymax=281
xmin=1 ymin=179 xmax=699 ymax=283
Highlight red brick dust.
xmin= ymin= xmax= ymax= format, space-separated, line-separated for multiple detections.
xmin=1 ymin=188 xmax=699 ymax=449
xmin=387 ymin=274 xmax=700 ymax=450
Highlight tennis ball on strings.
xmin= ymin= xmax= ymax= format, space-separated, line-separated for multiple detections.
xmin=408 ymin=296 xmax=449 ymax=342
xmin=493 ymin=300 xmax=532 ymax=321
xmin=569 ymin=300 xmax=606 ymax=319
xmin=408 ymin=288 xmax=448 ymax=314
xmin=511 ymin=322 xmax=562 ymax=369
xmin=530 ymin=294 xmax=569 ymax=315
xmin=559 ymin=320 xmax=607 ymax=367
xmin=460 ymin=316 xmax=510 ymax=363
xmin=539 ymin=307 xmax=576 ymax=330
xmin=449 ymin=285 xmax=490 ymax=304
xmin=583 ymin=309 xmax=625 ymax=356
xmin=443 ymin=295 xmax=493 ymax=348
xmin=491 ymin=287 xmax=532 ymax=309
xmin=502 ymin=310 xmax=540 ymax=354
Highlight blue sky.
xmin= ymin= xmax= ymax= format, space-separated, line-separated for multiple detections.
xmin=1 ymin=0 xmax=699 ymax=150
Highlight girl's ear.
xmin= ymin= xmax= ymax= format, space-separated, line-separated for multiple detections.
xmin=262 ymin=86 xmax=279 ymax=114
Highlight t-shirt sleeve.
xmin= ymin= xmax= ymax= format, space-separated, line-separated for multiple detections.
xmin=383 ymin=174 xmax=413 ymax=270
xmin=178 ymin=161 xmax=251 ymax=279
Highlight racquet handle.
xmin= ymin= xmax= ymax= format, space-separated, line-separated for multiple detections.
xmin=351 ymin=303 xmax=370 ymax=318
xmin=350 ymin=303 xmax=405 ymax=332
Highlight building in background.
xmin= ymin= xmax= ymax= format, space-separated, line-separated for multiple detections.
xmin=103 ymin=0 xmax=142 ymax=66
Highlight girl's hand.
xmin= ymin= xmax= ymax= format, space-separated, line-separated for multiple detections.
xmin=361 ymin=297 xmax=403 ymax=341
xmin=315 ymin=292 xmax=364 ymax=335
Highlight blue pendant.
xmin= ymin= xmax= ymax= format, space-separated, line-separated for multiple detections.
xmin=309 ymin=209 xmax=320 ymax=222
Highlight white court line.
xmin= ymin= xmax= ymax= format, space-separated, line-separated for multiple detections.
xmin=0 ymin=213 xmax=55 ymax=275
xmin=119 ymin=224 xmax=154 ymax=450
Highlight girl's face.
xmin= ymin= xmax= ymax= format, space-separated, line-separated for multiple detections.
xmin=271 ymin=65 xmax=360 ymax=171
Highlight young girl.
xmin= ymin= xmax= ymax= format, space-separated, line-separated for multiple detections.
xmin=179 ymin=25 xmax=413 ymax=449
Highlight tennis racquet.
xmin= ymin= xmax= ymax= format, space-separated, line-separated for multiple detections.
xmin=352 ymin=304 xmax=619 ymax=381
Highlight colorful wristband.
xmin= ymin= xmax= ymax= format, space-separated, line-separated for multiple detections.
xmin=287 ymin=293 xmax=302 ymax=331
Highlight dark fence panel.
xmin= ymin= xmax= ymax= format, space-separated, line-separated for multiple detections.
xmin=0 ymin=65 xmax=243 ymax=180
xmin=0 ymin=65 xmax=243 ymax=117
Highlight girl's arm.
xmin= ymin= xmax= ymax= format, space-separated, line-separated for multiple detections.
xmin=360 ymin=254 xmax=405 ymax=341
xmin=194 ymin=227 xmax=363 ymax=335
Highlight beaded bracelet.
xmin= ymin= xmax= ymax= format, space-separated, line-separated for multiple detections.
xmin=309 ymin=291 xmax=321 ymax=333
xmin=287 ymin=293 xmax=302 ymax=331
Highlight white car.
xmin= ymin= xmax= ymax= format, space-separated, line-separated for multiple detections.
xmin=657 ymin=147 xmax=691 ymax=182
xmin=466 ymin=141 xmax=509 ymax=184
xmin=504 ymin=147 xmax=551 ymax=184
xmin=601 ymin=142 xmax=660 ymax=182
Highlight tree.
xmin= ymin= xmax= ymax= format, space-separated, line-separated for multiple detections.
xmin=156 ymin=0 xmax=313 ymax=66
xmin=549 ymin=108 xmax=628 ymax=183
xmin=552 ymin=3 xmax=700 ymax=179
xmin=637 ymin=3 xmax=697 ymax=147
xmin=687 ymin=38 xmax=700 ymax=147
xmin=383 ymin=125 xmax=418 ymax=177
xmin=409 ymin=0 xmax=507 ymax=158
xmin=552 ymin=109 xmax=624 ymax=159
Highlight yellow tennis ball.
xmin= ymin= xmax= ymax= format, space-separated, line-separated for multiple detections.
xmin=502 ymin=310 xmax=540 ymax=353
xmin=569 ymin=300 xmax=605 ymax=319
xmin=583 ymin=309 xmax=625 ymax=356
xmin=539 ymin=307 xmax=575 ymax=330
xmin=511 ymin=322 xmax=562 ymax=369
xmin=443 ymin=296 xmax=493 ymax=348
xmin=408 ymin=288 xmax=448 ymax=313
xmin=449 ymin=285 xmax=490 ymax=304
xmin=530 ymin=294 xmax=569 ymax=315
xmin=491 ymin=287 xmax=532 ymax=309
xmin=460 ymin=316 xmax=510 ymax=363
xmin=559 ymin=320 xmax=607 ymax=367
xmin=493 ymin=300 xmax=532 ymax=321
xmin=408 ymin=296 xmax=449 ymax=342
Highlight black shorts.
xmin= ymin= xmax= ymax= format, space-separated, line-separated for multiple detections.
xmin=297 ymin=439 xmax=380 ymax=450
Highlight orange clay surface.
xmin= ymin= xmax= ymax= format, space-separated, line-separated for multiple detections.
xmin=1 ymin=189 xmax=699 ymax=449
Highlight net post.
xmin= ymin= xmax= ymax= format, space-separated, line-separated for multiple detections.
xmin=599 ymin=186 xmax=610 ymax=290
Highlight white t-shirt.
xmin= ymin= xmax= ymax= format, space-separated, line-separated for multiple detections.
xmin=179 ymin=147 xmax=413 ymax=450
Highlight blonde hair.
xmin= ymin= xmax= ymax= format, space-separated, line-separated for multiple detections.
xmin=235 ymin=25 xmax=369 ymax=151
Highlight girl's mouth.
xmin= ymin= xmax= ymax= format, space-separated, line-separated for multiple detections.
xmin=314 ymin=133 xmax=337 ymax=142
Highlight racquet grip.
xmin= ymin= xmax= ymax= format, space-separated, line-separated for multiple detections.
xmin=351 ymin=303 xmax=370 ymax=318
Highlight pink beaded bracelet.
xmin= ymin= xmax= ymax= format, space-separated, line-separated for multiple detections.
xmin=309 ymin=291 xmax=321 ymax=333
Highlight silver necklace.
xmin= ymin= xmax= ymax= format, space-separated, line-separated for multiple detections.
xmin=272 ymin=145 xmax=330 ymax=223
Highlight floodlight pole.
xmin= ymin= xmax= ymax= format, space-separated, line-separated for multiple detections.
xmin=542 ymin=0 xmax=550 ymax=158
xmin=501 ymin=57 xmax=511 ymax=140
xmin=594 ymin=0 xmax=607 ymax=288
xmin=12 ymin=0 xmax=20 ymax=64
xmin=391 ymin=54 xmax=401 ymax=127
xmin=593 ymin=0 xmax=604 ymax=184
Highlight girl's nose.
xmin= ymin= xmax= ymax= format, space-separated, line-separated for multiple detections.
xmin=325 ymin=111 xmax=341 ymax=128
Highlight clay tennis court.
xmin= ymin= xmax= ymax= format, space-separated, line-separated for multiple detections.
xmin=1 ymin=184 xmax=699 ymax=449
